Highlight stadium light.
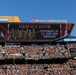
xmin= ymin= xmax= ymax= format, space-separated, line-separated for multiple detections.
xmin=1 ymin=65 xmax=8 ymax=75
xmin=1 ymin=49 xmax=7 ymax=65
xmin=43 ymin=65 xmax=49 ymax=71
xmin=59 ymin=50 xmax=66 ymax=57
xmin=40 ymin=47 xmax=46 ymax=56
xmin=2 ymin=65 xmax=7 ymax=69
xmin=21 ymin=51 xmax=26 ymax=56
xmin=1 ymin=51 xmax=6 ymax=57
xmin=1 ymin=47 xmax=6 ymax=57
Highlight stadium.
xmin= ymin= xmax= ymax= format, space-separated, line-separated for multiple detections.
xmin=0 ymin=16 xmax=76 ymax=75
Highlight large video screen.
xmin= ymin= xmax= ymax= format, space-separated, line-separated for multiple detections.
xmin=9 ymin=24 xmax=60 ymax=40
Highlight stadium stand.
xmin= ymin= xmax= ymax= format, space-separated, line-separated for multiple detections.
xmin=0 ymin=22 xmax=76 ymax=75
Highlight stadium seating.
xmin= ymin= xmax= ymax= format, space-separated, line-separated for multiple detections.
xmin=0 ymin=44 xmax=76 ymax=75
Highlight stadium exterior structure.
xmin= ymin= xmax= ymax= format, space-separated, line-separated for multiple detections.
xmin=0 ymin=16 xmax=75 ymax=45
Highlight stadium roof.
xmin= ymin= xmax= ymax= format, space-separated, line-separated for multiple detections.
xmin=54 ymin=36 xmax=76 ymax=43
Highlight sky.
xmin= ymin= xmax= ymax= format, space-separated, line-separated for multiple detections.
xmin=0 ymin=0 xmax=76 ymax=36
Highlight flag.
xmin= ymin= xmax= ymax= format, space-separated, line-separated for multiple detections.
xmin=1 ymin=31 xmax=5 ymax=37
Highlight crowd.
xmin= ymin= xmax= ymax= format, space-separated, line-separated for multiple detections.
xmin=0 ymin=44 xmax=76 ymax=75
xmin=0 ymin=59 xmax=76 ymax=75
xmin=0 ymin=44 xmax=72 ymax=59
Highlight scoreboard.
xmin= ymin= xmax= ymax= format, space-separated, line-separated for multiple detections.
xmin=0 ymin=23 xmax=74 ymax=41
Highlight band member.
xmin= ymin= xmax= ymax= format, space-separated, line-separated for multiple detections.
xmin=16 ymin=29 xmax=20 ymax=39
xmin=21 ymin=29 xmax=24 ymax=39
xmin=32 ymin=29 xmax=36 ymax=39
xmin=18 ymin=30 xmax=22 ymax=40
xmin=14 ymin=30 xmax=17 ymax=40
xmin=10 ymin=29 xmax=15 ymax=40
xmin=23 ymin=31 xmax=28 ymax=39
xmin=28 ymin=30 xmax=32 ymax=39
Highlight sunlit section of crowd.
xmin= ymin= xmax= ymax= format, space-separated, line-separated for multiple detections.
xmin=0 ymin=44 xmax=76 ymax=75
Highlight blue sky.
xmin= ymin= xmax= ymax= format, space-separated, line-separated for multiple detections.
xmin=0 ymin=0 xmax=76 ymax=36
